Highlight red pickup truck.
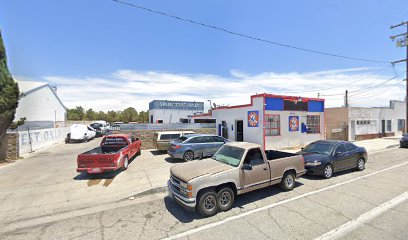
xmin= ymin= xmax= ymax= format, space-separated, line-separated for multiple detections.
xmin=76 ymin=134 xmax=142 ymax=174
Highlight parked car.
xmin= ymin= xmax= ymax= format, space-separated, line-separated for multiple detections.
xmin=168 ymin=142 xmax=305 ymax=217
xmin=299 ymin=140 xmax=367 ymax=179
xmin=153 ymin=131 xmax=195 ymax=151
xmin=76 ymin=134 xmax=142 ymax=174
xmin=66 ymin=124 xmax=97 ymax=143
xmin=400 ymin=134 xmax=408 ymax=148
xmin=167 ymin=134 xmax=228 ymax=161
xmin=90 ymin=121 xmax=110 ymax=137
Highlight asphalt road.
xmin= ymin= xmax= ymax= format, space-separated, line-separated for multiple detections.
xmin=1 ymin=143 xmax=407 ymax=240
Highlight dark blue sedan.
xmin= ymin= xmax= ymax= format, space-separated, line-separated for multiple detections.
xmin=299 ymin=140 xmax=367 ymax=179
xmin=400 ymin=135 xmax=408 ymax=148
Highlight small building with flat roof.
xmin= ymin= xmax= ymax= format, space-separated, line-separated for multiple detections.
xmin=192 ymin=93 xmax=325 ymax=150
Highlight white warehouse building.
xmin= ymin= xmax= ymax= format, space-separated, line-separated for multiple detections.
xmin=15 ymin=81 xmax=67 ymax=129
xmin=149 ymin=100 xmax=204 ymax=124
xmin=326 ymin=100 xmax=406 ymax=141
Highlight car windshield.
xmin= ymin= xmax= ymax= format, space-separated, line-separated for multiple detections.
xmin=174 ymin=136 xmax=188 ymax=143
xmin=303 ymin=142 xmax=335 ymax=155
xmin=211 ymin=146 xmax=245 ymax=167
xmin=90 ymin=123 xmax=102 ymax=129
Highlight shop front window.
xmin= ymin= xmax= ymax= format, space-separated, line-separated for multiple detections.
xmin=306 ymin=115 xmax=320 ymax=134
xmin=265 ymin=114 xmax=280 ymax=136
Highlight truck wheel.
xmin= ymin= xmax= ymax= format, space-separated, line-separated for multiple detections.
xmin=183 ymin=151 xmax=194 ymax=161
xmin=280 ymin=172 xmax=295 ymax=191
xmin=217 ymin=187 xmax=235 ymax=212
xmin=197 ymin=190 xmax=218 ymax=217
xmin=121 ymin=156 xmax=129 ymax=170
xmin=65 ymin=134 xmax=70 ymax=144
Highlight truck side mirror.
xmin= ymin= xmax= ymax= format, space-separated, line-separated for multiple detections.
xmin=242 ymin=164 xmax=252 ymax=171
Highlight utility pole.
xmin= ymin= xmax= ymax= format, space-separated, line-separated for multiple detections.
xmin=390 ymin=21 xmax=408 ymax=133
xmin=344 ymin=90 xmax=349 ymax=108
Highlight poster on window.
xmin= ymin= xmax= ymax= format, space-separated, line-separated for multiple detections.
xmin=247 ymin=111 xmax=259 ymax=127
xmin=289 ymin=116 xmax=299 ymax=132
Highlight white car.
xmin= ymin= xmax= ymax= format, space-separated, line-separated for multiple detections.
xmin=66 ymin=124 xmax=97 ymax=143
xmin=90 ymin=120 xmax=110 ymax=136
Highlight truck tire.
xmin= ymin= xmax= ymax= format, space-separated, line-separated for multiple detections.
xmin=183 ymin=151 xmax=194 ymax=161
xmin=280 ymin=172 xmax=295 ymax=191
xmin=216 ymin=187 xmax=235 ymax=212
xmin=197 ymin=190 xmax=219 ymax=217
xmin=65 ymin=134 xmax=71 ymax=144
xmin=121 ymin=156 xmax=129 ymax=170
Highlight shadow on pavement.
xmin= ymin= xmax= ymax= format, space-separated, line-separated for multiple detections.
xmin=73 ymin=170 xmax=122 ymax=180
xmin=164 ymin=196 xmax=200 ymax=222
xmin=165 ymin=157 xmax=185 ymax=164
xmin=301 ymin=169 xmax=357 ymax=180
xmin=150 ymin=150 xmax=166 ymax=155
xmin=165 ymin=182 xmax=304 ymax=223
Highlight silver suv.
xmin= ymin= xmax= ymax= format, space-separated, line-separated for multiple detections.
xmin=167 ymin=134 xmax=228 ymax=161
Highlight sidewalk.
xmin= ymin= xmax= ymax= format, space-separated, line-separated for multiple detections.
xmin=285 ymin=137 xmax=401 ymax=153
xmin=352 ymin=137 xmax=401 ymax=152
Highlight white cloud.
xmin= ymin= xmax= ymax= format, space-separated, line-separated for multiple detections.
xmin=35 ymin=67 xmax=406 ymax=111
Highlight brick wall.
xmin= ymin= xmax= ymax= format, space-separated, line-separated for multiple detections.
xmin=113 ymin=128 xmax=216 ymax=150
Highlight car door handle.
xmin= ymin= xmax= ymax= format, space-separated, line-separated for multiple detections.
xmin=263 ymin=168 xmax=268 ymax=170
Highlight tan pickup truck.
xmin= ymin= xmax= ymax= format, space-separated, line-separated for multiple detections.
xmin=168 ymin=142 xmax=305 ymax=217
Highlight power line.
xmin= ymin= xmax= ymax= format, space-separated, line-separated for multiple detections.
xmin=282 ymin=67 xmax=392 ymax=95
xmin=320 ymin=72 xmax=404 ymax=97
xmin=349 ymin=72 xmax=404 ymax=96
xmin=111 ymin=0 xmax=390 ymax=64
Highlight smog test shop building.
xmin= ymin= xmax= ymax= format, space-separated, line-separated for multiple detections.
xmin=192 ymin=94 xmax=325 ymax=149
xmin=149 ymin=100 xmax=204 ymax=123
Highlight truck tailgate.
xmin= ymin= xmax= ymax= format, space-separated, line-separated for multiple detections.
xmin=77 ymin=153 xmax=119 ymax=172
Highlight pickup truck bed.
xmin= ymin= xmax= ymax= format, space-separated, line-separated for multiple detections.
xmin=81 ymin=146 xmax=124 ymax=155
xmin=265 ymin=150 xmax=299 ymax=160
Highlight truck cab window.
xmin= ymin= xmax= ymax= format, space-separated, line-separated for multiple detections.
xmin=244 ymin=148 xmax=264 ymax=166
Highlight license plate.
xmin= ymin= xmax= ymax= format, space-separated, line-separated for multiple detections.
xmin=90 ymin=168 xmax=102 ymax=173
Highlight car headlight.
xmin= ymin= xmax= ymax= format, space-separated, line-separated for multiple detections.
xmin=305 ymin=161 xmax=322 ymax=166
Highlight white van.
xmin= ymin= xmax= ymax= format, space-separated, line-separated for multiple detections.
xmin=66 ymin=124 xmax=97 ymax=143
xmin=153 ymin=131 xmax=195 ymax=151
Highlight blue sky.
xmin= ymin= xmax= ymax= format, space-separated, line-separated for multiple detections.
xmin=1 ymin=0 xmax=407 ymax=110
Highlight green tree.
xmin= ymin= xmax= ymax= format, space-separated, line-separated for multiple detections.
xmin=67 ymin=106 xmax=85 ymax=120
xmin=106 ymin=110 xmax=117 ymax=123
xmin=121 ymin=107 xmax=138 ymax=123
xmin=0 ymin=31 xmax=19 ymax=149
xmin=96 ymin=111 xmax=107 ymax=121
xmin=137 ymin=110 xmax=149 ymax=123
xmin=84 ymin=108 xmax=97 ymax=121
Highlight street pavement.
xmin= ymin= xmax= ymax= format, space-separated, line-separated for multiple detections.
xmin=0 ymin=138 xmax=407 ymax=239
